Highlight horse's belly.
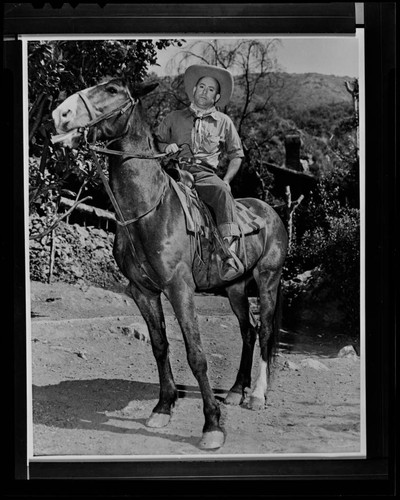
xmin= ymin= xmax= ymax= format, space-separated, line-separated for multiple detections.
xmin=192 ymin=230 xmax=264 ymax=291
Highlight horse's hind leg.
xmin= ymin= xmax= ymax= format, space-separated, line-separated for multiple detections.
xmin=128 ymin=282 xmax=178 ymax=428
xmin=249 ymin=266 xmax=282 ymax=410
xmin=224 ymin=279 xmax=257 ymax=406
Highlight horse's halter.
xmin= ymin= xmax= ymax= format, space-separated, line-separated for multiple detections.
xmin=78 ymin=84 xmax=168 ymax=290
xmin=76 ymin=86 xmax=136 ymax=145
xmin=77 ymin=85 xmax=170 ymax=225
xmin=52 ymin=83 xmax=180 ymax=290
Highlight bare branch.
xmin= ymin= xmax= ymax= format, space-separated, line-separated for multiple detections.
xmin=30 ymin=179 xmax=91 ymax=241
xmin=30 ymin=195 xmax=93 ymax=241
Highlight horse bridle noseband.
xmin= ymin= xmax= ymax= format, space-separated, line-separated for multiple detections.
xmin=78 ymin=90 xmax=135 ymax=134
xmin=74 ymin=89 xmax=135 ymax=149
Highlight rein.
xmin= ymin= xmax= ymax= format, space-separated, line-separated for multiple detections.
xmin=89 ymin=147 xmax=164 ymax=290
xmin=88 ymin=146 xmax=168 ymax=227
xmin=89 ymin=144 xmax=169 ymax=160
xmin=88 ymin=142 xmax=168 ymax=291
xmin=53 ymin=87 xmax=172 ymax=226
xmin=52 ymin=88 xmax=176 ymax=290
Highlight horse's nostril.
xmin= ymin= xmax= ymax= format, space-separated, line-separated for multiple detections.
xmin=61 ymin=109 xmax=71 ymax=119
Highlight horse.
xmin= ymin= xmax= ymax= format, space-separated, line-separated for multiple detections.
xmin=51 ymin=77 xmax=288 ymax=450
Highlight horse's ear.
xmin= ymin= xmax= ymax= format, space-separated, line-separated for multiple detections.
xmin=131 ymin=82 xmax=159 ymax=98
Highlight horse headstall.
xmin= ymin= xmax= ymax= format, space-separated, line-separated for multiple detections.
xmin=51 ymin=93 xmax=137 ymax=148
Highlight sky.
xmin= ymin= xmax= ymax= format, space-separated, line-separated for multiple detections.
xmin=150 ymin=36 xmax=360 ymax=78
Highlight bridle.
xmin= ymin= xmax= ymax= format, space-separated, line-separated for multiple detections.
xmin=77 ymin=89 xmax=135 ymax=140
xmin=53 ymin=85 xmax=173 ymax=291
xmin=53 ymin=88 xmax=171 ymax=161
xmin=77 ymin=94 xmax=135 ymax=153
xmin=52 ymin=85 xmax=176 ymax=227
xmin=64 ymin=88 xmax=170 ymax=222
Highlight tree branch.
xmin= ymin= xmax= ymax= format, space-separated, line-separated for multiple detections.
xmin=30 ymin=195 xmax=93 ymax=241
xmin=29 ymin=94 xmax=50 ymax=142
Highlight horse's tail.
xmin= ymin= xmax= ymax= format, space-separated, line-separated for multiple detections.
xmin=266 ymin=280 xmax=283 ymax=377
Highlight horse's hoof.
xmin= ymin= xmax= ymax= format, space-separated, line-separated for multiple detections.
xmin=224 ymin=391 xmax=244 ymax=406
xmin=247 ymin=396 xmax=265 ymax=411
xmin=198 ymin=430 xmax=225 ymax=450
xmin=146 ymin=412 xmax=171 ymax=428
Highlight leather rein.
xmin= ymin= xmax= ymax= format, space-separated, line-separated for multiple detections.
xmin=52 ymin=88 xmax=172 ymax=290
xmin=53 ymin=90 xmax=171 ymax=227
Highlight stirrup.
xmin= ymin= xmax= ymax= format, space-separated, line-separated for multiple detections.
xmin=219 ymin=250 xmax=245 ymax=281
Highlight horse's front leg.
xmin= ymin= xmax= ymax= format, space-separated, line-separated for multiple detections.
xmin=166 ymin=275 xmax=225 ymax=450
xmin=127 ymin=282 xmax=178 ymax=428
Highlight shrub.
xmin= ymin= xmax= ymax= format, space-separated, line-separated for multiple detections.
xmin=285 ymin=206 xmax=360 ymax=333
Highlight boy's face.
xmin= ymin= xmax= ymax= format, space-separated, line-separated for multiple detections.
xmin=193 ymin=77 xmax=221 ymax=109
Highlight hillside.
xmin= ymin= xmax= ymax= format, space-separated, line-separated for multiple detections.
xmin=276 ymin=72 xmax=353 ymax=109
xmin=231 ymin=72 xmax=354 ymax=113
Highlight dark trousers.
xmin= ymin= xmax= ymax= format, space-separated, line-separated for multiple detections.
xmin=188 ymin=168 xmax=240 ymax=238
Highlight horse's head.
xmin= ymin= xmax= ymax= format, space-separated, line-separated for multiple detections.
xmin=52 ymin=78 xmax=158 ymax=148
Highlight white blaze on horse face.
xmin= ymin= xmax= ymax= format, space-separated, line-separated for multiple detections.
xmin=52 ymin=93 xmax=91 ymax=134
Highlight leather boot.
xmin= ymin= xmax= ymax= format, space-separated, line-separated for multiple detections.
xmin=219 ymin=236 xmax=245 ymax=281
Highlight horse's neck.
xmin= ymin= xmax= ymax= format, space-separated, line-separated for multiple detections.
xmin=109 ymin=112 xmax=167 ymax=222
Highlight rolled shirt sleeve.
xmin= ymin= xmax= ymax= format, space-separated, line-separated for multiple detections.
xmin=224 ymin=115 xmax=244 ymax=161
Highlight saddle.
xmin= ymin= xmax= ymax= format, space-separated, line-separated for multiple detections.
xmin=164 ymin=165 xmax=267 ymax=288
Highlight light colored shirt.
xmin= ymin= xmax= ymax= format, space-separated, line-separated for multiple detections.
xmin=156 ymin=107 xmax=244 ymax=170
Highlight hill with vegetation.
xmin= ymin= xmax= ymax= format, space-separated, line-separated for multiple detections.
xmin=268 ymin=72 xmax=353 ymax=110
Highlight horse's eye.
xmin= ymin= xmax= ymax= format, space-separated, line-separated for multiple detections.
xmin=107 ymin=87 xmax=118 ymax=95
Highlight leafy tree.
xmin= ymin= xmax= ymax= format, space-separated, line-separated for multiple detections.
xmin=28 ymin=39 xmax=183 ymax=218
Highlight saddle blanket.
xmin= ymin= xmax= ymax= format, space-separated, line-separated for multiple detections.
xmin=169 ymin=178 xmax=266 ymax=239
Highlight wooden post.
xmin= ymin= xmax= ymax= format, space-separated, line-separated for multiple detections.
xmin=284 ymin=185 xmax=304 ymax=248
xmin=48 ymin=228 xmax=56 ymax=284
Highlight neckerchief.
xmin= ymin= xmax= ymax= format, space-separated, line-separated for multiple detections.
xmin=189 ymin=103 xmax=218 ymax=153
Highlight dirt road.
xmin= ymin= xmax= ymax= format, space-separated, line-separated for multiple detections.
xmin=30 ymin=281 xmax=363 ymax=458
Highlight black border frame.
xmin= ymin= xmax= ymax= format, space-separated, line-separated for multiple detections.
xmin=5 ymin=2 xmax=396 ymax=497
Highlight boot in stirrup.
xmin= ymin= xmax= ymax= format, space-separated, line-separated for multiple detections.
xmin=219 ymin=237 xmax=245 ymax=281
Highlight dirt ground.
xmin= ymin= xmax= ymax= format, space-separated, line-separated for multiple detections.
xmin=30 ymin=280 xmax=363 ymax=458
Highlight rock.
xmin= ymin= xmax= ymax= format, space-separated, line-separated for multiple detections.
xmin=70 ymin=265 xmax=84 ymax=277
xmin=73 ymin=224 xmax=90 ymax=237
xmin=93 ymin=249 xmax=106 ymax=260
xmin=120 ymin=324 xmax=150 ymax=344
xmin=301 ymin=358 xmax=329 ymax=371
xmin=337 ymin=345 xmax=358 ymax=359
xmin=282 ymin=360 xmax=301 ymax=371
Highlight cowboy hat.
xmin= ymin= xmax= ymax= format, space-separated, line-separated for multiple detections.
xmin=184 ymin=64 xmax=234 ymax=108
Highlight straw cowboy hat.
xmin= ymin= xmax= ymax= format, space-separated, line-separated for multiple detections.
xmin=184 ymin=64 xmax=234 ymax=108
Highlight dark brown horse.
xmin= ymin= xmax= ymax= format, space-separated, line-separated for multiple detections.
xmin=52 ymin=78 xmax=288 ymax=450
